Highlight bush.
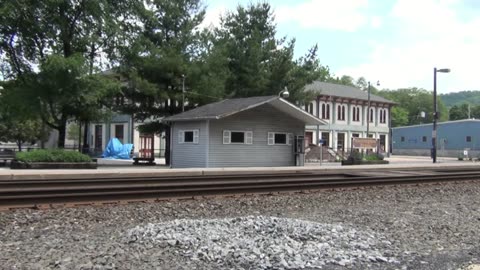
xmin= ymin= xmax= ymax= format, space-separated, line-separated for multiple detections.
xmin=364 ymin=154 xmax=382 ymax=161
xmin=15 ymin=149 xmax=92 ymax=163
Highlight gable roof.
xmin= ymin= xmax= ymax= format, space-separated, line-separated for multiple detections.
xmin=305 ymin=81 xmax=396 ymax=104
xmin=163 ymin=96 xmax=326 ymax=125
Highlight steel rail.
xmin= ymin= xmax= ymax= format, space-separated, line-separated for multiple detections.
xmin=1 ymin=169 xmax=480 ymax=210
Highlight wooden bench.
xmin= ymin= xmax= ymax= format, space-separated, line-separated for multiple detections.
xmin=133 ymin=157 xmax=156 ymax=166
xmin=0 ymin=150 xmax=15 ymax=165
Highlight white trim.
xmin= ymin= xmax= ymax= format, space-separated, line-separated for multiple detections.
xmin=223 ymin=130 xmax=231 ymax=144
xmin=245 ymin=131 xmax=253 ymax=144
xmin=268 ymin=132 xmax=274 ymax=145
xmin=287 ymin=133 xmax=293 ymax=146
xmin=223 ymin=130 xmax=252 ymax=145
xmin=268 ymin=132 xmax=290 ymax=145
xmin=179 ymin=129 xmax=199 ymax=144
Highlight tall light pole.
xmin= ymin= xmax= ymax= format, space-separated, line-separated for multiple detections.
xmin=366 ymin=80 xmax=380 ymax=138
xmin=181 ymin=74 xmax=185 ymax=112
xmin=432 ymin=68 xmax=450 ymax=163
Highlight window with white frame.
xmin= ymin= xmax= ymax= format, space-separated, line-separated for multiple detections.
xmin=369 ymin=108 xmax=375 ymax=123
xmin=307 ymin=103 xmax=314 ymax=114
xmin=223 ymin=130 xmax=253 ymax=144
xmin=268 ymin=132 xmax=293 ymax=145
xmin=379 ymin=109 xmax=387 ymax=124
xmin=337 ymin=104 xmax=346 ymax=121
xmin=178 ymin=129 xmax=199 ymax=144
xmin=321 ymin=103 xmax=330 ymax=119
xmin=352 ymin=106 xmax=360 ymax=122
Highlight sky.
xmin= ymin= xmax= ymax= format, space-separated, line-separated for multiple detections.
xmin=200 ymin=0 xmax=480 ymax=94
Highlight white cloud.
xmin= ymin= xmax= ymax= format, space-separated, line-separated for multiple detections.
xmin=199 ymin=4 xmax=227 ymax=30
xmin=337 ymin=0 xmax=480 ymax=93
xmin=275 ymin=0 xmax=370 ymax=32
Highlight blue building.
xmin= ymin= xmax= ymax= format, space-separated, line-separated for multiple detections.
xmin=392 ymin=119 xmax=480 ymax=158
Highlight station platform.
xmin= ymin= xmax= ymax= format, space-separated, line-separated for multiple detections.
xmin=0 ymin=155 xmax=478 ymax=180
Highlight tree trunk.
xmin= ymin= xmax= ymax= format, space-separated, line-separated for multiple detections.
xmin=82 ymin=121 xmax=89 ymax=153
xmin=57 ymin=120 xmax=67 ymax=148
xmin=16 ymin=141 xmax=22 ymax=152
xmin=165 ymin=126 xmax=171 ymax=166
xmin=78 ymin=121 xmax=82 ymax=152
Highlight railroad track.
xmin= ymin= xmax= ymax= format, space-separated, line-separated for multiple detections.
xmin=1 ymin=167 xmax=480 ymax=211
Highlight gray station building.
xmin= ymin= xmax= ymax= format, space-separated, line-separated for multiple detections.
xmin=392 ymin=119 xmax=480 ymax=158
xmin=163 ymin=96 xmax=326 ymax=168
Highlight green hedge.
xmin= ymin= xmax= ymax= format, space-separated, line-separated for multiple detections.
xmin=15 ymin=149 xmax=92 ymax=163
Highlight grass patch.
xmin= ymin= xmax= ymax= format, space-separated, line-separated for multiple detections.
xmin=15 ymin=149 xmax=92 ymax=163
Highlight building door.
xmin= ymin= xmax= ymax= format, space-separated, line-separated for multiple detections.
xmin=337 ymin=133 xmax=345 ymax=152
xmin=115 ymin=124 xmax=124 ymax=143
xmin=139 ymin=134 xmax=154 ymax=158
xmin=305 ymin=132 xmax=313 ymax=147
xmin=321 ymin=132 xmax=330 ymax=147
xmin=94 ymin=125 xmax=103 ymax=151
xmin=380 ymin=134 xmax=386 ymax=152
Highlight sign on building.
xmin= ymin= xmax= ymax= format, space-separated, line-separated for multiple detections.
xmin=352 ymin=138 xmax=377 ymax=149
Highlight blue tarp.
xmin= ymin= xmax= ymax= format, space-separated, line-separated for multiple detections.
xmin=102 ymin=138 xmax=134 ymax=159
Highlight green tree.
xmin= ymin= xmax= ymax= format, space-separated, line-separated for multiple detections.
xmin=0 ymin=81 xmax=48 ymax=151
xmin=67 ymin=122 xmax=83 ymax=148
xmin=390 ymin=107 xmax=409 ymax=127
xmin=328 ymin=75 xmax=355 ymax=87
xmin=215 ymin=2 xmax=331 ymax=103
xmin=378 ymin=87 xmax=448 ymax=127
xmin=11 ymin=54 xmax=120 ymax=148
xmin=118 ymin=0 xmax=213 ymax=164
xmin=449 ymin=104 xmax=469 ymax=120
xmin=0 ymin=0 xmax=140 ymax=147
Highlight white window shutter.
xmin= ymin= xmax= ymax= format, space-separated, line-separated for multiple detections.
xmin=223 ymin=130 xmax=231 ymax=144
xmin=178 ymin=130 xmax=184 ymax=144
xmin=268 ymin=132 xmax=275 ymax=145
xmin=245 ymin=131 xmax=253 ymax=144
xmin=287 ymin=133 xmax=293 ymax=146
xmin=193 ymin=130 xmax=199 ymax=144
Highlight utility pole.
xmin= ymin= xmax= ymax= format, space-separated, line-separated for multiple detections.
xmin=432 ymin=67 xmax=450 ymax=163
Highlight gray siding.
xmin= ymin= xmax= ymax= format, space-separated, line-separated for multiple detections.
xmin=392 ymin=120 xmax=480 ymax=157
xmin=171 ymin=121 xmax=208 ymax=168
xmin=208 ymin=104 xmax=304 ymax=167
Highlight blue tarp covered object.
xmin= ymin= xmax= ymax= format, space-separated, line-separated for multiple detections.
xmin=102 ymin=138 xmax=134 ymax=159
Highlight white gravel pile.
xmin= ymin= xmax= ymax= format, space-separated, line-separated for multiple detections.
xmin=127 ymin=216 xmax=398 ymax=269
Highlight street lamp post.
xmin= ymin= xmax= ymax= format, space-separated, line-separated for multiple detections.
xmin=278 ymin=86 xmax=289 ymax=98
xmin=432 ymin=68 xmax=450 ymax=163
xmin=366 ymin=81 xmax=380 ymax=138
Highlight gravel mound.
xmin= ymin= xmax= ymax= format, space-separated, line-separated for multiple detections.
xmin=127 ymin=216 xmax=398 ymax=269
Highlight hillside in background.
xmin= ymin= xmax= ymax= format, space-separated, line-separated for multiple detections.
xmin=440 ymin=90 xmax=480 ymax=107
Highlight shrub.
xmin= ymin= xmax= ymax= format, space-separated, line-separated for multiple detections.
xmin=364 ymin=154 xmax=382 ymax=161
xmin=15 ymin=149 xmax=92 ymax=163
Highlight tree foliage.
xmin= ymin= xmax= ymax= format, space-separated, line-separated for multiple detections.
xmin=9 ymin=54 xmax=121 ymax=148
xmin=215 ymin=3 xmax=331 ymax=104
xmin=377 ymin=87 xmax=448 ymax=127
xmin=0 ymin=81 xmax=48 ymax=151
xmin=440 ymin=91 xmax=480 ymax=108
xmin=0 ymin=0 xmax=136 ymax=147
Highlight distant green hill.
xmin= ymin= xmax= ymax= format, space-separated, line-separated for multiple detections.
xmin=440 ymin=90 xmax=480 ymax=107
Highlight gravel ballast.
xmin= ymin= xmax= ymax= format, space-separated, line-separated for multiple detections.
xmin=1 ymin=181 xmax=480 ymax=269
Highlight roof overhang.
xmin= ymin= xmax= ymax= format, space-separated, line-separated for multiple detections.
xmin=269 ymin=98 xmax=327 ymax=125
